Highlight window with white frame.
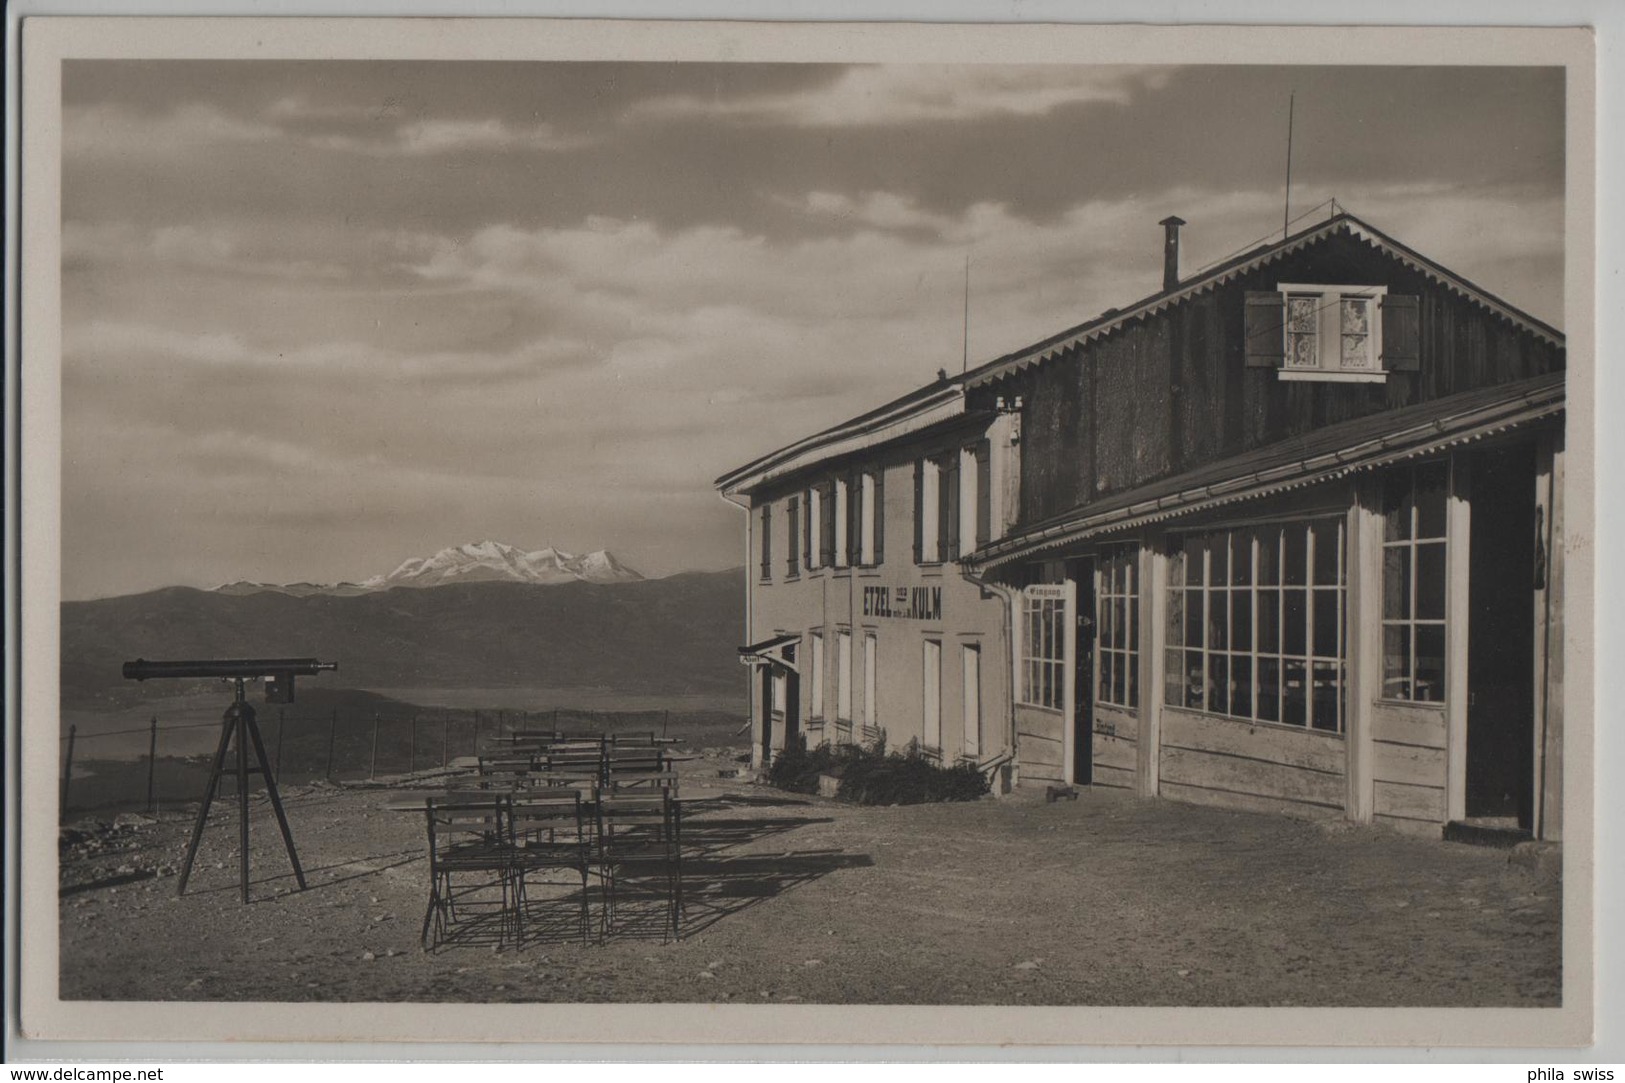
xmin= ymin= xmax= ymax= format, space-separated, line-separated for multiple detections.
xmin=1096 ymin=545 xmax=1140 ymax=708
xmin=958 ymin=443 xmax=992 ymax=557
xmin=1246 ymin=284 xmax=1388 ymax=382
xmin=1019 ymin=585 xmax=1068 ymax=710
xmin=961 ymin=643 xmax=982 ymax=759
xmin=836 ymin=629 xmax=853 ymax=722
xmin=862 ymin=632 xmax=878 ymax=730
xmin=1382 ymin=461 xmax=1449 ymax=703
xmin=914 ymin=458 xmax=941 ymax=564
xmin=958 ymin=446 xmax=979 ymax=558
xmin=1165 ymin=520 xmax=1346 ymax=732
xmin=922 ymin=639 xmax=942 ymax=752
xmin=785 ymin=495 xmax=801 ymax=577
xmin=809 ymin=630 xmax=825 ymax=719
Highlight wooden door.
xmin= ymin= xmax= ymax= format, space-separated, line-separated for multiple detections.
xmin=1466 ymin=443 xmax=1537 ymax=828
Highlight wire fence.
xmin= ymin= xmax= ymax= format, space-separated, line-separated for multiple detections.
xmin=57 ymin=704 xmax=705 ymax=821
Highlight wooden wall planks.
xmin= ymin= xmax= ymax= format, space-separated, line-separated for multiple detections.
xmin=1007 ymin=233 xmax=1564 ymax=529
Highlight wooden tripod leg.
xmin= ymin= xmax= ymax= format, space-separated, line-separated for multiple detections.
xmin=244 ymin=707 xmax=306 ymax=890
xmin=237 ymin=705 xmax=251 ymax=903
xmin=176 ymin=710 xmax=236 ymax=896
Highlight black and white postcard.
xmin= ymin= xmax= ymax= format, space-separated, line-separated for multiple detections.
xmin=11 ymin=15 xmax=1600 ymax=1054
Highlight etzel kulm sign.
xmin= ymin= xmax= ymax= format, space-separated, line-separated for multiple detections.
xmin=862 ymin=585 xmax=943 ymax=621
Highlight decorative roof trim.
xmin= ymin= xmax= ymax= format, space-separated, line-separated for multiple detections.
xmin=716 ymin=385 xmax=964 ymax=496
xmin=963 ymin=213 xmax=1563 ymax=390
xmin=967 ymin=383 xmax=1563 ymax=569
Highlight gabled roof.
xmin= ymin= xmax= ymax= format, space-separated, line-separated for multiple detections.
xmin=962 ymin=211 xmax=1563 ymax=390
xmin=714 ymin=209 xmax=1564 ymax=497
xmin=967 ymin=371 xmax=1564 ymax=569
xmin=714 ymin=375 xmax=968 ymax=496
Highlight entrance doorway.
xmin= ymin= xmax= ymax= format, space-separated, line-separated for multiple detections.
xmin=761 ymin=663 xmax=801 ymax=762
xmin=1466 ymin=442 xmax=1537 ymax=829
xmin=1068 ymin=557 xmax=1096 ymax=785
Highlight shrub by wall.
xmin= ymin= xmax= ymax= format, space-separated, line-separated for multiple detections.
xmin=767 ymin=735 xmax=989 ymax=805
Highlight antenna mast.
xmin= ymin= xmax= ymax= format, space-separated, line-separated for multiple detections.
xmin=1283 ymin=92 xmax=1295 ymax=239
xmin=961 ymin=253 xmax=971 ymax=374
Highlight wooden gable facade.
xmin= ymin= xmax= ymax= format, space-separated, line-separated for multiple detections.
xmin=969 ymin=224 xmax=1565 ymax=530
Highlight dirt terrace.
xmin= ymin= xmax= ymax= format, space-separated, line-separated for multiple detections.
xmin=58 ymin=752 xmax=1561 ymax=1007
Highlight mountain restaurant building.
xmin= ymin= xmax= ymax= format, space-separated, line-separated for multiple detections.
xmin=717 ymin=211 xmax=1567 ymax=841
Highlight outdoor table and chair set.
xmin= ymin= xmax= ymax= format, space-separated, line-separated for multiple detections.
xmin=406 ymin=730 xmax=686 ymax=951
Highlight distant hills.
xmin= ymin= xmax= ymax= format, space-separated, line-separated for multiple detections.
xmin=216 ymin=540 xmax=644 ymax=597
xmin=62 ymin=568 xmax=745 ymax=710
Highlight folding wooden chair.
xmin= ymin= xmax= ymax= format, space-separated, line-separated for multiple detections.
xmin=533 ymin=741 xmax=605 ymax=793
xmin=420 ymin=794 xmax=513 ymax=951
xmin=595 ymin=792 xmax=682 ymax=942
xmin=477 ymin=754 xmax=538 ymax=793
xmin=603 ymin=745 xmax=678 ymax=797
xmin=506 ymin=788 xmax=593 ymax=945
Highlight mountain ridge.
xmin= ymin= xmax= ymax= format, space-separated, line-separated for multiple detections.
xmin=63 ymin=569 xmax=747 ymax=710
xmin=215 ymin=540 xmax=644 ymax=597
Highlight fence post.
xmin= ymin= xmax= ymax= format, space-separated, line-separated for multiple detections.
xmin=275 ymin=708 xmax=285 ymax=778
xmin=62 ymin=724 xmax=77 ymax=815
xmin=441 ymin=714 xmax=449 ymax=768
xmin=146 ymin=716 xmax=159 ymax=814
xmin=326 ymin=709 xmax=338 ymax=779
xmin=663 ymin=709 xmax=670 ymax=739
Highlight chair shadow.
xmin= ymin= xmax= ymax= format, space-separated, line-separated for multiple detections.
xmin=507 ymin=815 xmax=871 ymax=947
xmin=678 ymin=816 xmax=833 ymax=857
xmin=675 ymin=849 xmax=875 ymax=937
xmin=681 ymin=792 xmax=816 ymax=811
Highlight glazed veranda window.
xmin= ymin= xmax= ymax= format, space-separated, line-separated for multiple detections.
xmin=1166 ymin=520 xmax=1347 ymax=733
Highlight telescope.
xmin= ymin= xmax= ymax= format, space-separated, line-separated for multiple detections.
xmin=122 ymin=657 xmax=337 ymax=704
xmin=121 ymin=656 xmax=336 ymax=901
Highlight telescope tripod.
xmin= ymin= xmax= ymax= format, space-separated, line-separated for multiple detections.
xmin=176 ymin=678 xmax=307 ymax=903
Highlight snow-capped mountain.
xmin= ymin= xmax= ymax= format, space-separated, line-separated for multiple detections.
xmin=214 ymin=541 xmax=644 ymax=596
xmin=359 ymin=541 xmax=643 ymax=590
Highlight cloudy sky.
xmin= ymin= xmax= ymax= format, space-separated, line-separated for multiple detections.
xmin=60 ymin=60 xmax=1565 ymax=599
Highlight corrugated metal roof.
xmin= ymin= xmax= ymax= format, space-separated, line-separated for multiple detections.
xmin=967 ymin=371 xmax=1565 ymax=568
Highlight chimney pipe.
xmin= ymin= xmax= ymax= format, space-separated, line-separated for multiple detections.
xmin=1159 ymin=215 xmax=1186 ymax=292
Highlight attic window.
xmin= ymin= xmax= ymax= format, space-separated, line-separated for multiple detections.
xmin=1246 ymin=285 xmax=1420 ymax=382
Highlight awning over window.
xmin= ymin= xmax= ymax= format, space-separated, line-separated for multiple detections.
xmin=738 ymin=633 xmax=800 ymax=672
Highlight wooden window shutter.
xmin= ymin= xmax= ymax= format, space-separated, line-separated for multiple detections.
xmin=846 ymin=473 xmax=859 ymax=566
xmin=941 ymin=455 xmax=960 ymax=562
xmin=912 ymin=460 xmax=924 ymax=564
xmin=873 ymin=469 xmax=885 ymax=565
xmin=975 ymin=440 xmax=992 ymax=548
xmin=760 ymin=503 xmax=772 ymax=580
xmin=1381 ymin=294 xmax=1421 ymax=371
xmin=802 ymin=490 xmax=812 ymax=570
xmin=819 ymin=482 xmax=835 ymax=567
xmin=786 ymin=497 xmax=799 ymax=575
xmin=1244 ymin=291 xmax=1286 ymax=368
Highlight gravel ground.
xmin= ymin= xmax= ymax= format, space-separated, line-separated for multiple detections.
xmin=58 ymin=749 xmax=1561 ymax=1006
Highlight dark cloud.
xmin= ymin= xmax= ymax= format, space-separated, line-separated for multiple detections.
xmin=64 ymin=62 xmax=1563 ymax=243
